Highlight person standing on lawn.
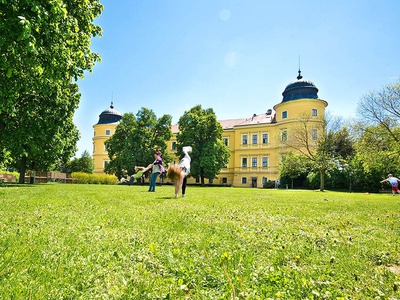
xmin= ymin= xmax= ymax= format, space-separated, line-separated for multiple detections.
xmin=167 ymin=146 xmax=191 ymax=198
xmin=380 ymin=174 xmax=400 ymax=196
xmin=148 ymin=150 xmax=165 ymax=192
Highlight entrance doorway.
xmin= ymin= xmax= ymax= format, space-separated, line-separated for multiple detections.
xmin=251 ymin=177 xmax=257 ymax=188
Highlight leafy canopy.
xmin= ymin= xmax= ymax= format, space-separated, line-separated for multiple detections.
xmin=0 ymin=0 xmax=103 ymax=182
xmin=104 ymin=108 xmax=172 ymax=179
xmin=176 ymin=105 xmax=230 ymax=185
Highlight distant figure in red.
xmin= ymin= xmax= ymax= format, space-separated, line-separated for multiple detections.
xmin=380 ymin=174 xmax=400 ymax=196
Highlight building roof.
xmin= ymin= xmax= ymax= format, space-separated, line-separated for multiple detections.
xmin=281 ymin=70 xmax=319 ymax=102
xmin=171 ymin=111 xmax=276 ymax=134
xmin=96 ymin=102 xmax=122 ymax=125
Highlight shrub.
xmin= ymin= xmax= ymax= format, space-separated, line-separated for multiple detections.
xmin=71 ymin=172 xmax=118 ymax=185
xmin=0 ymin=169 xmax=19 ymax=182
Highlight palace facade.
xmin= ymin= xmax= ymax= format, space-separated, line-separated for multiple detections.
xmin=92 ymin=71 xmax=328 ymax=187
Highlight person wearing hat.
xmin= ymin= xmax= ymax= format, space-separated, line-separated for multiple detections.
xmin=148 ymin=150 xmax=165 ymax=192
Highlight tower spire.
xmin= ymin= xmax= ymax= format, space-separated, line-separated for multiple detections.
xmin=297 ymin=55 xmax=303 ymax=80
xmin=110 ymin=92 xmax=114 ymax=109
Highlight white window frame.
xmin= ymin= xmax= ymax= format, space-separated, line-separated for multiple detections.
xmin=242 ymin=134 xmax=248 ymax=145
xmin=262 ymin=157 xmax=268 ymax=167
xmin=252 ymin=157 xmax=257 ymax=167
xmin=262 ymin=133 xmax=269 ymax=144
xmin=312 ymin=129 xmax=318 ymax=140
xmin=252 ymin=134 xmax=258 ymax=145
xmin=281 ymin=130 xmax=288 ymax=142
xmin=312 ymin=108 xmax=318 ymax=117
xmin=242 ymin=157 xmax=247 ymax=167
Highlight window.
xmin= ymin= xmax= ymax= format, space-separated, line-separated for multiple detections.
xmin=281 ymin=130 xmax=287 ymax=142
xmin=222 ymin=178 xmax=227 ymax=184
xmin=312 ymin=129 xmax=318 ymax=140
xmin=105 ymin=129 xmax=111 ymax=136
xmin=104 ymin=143 xmax=108 ymax=151
xmin=262 ymin=157 xmax=268 ymax=167
xmin=252 ymin=134 xmax=258 ymax=144
xmin=312 ymin=109 xmax=318 ymax=117
xmin=242 ymin=157 xmax=247 ymax=167
xmin=242 ymin=134 xmax=248 ymax=145
xmin=282 ymin=111 xmax=288 ymax=119
xmin=171 ymin=141 xmax=177 ymax=150
xmin=262 ymin=133 xmax=269 ymax=144
xmin=104 ymin=161 xmax=110 ymax=168
xmin=252 ymin=157 xmax=257 ymax=167
xmin=223 ymin=137 xmax=228 ymax=146
xmin=242 ymin=177 xmax=247 ymax=184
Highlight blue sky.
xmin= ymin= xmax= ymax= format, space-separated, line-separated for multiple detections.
xmin=74 ymin=0 xmax=400 ymax=156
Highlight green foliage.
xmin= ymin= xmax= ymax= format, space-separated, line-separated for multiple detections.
xmin=0 ymin=169 xmax=19 ymax=181
xmin=0 ymin=0 xmax=103 ymax=182
xmin=177 ymin=105 xmax=230 ymax=185
xmin=280 ymin=152 xmax=309 ymax=188
xmin=0 ymin=148 xmax=12 ymax=169
xmin=104 ymin=108 xmax=172 ymax=178
xmin=350 ymin=124 xmax=400 ymax=191
xmin=67 ymin=150 xmax=94 ymax=174
xmin=71 ymin=172 xmax=118 ymax=184
xmin=1 ymin=185 xmax=400 ymax=298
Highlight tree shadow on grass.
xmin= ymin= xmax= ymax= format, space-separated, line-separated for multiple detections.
xmin=0 ymin=183 xmax=38 ymax=188
xmin=157 ymin=196 xmax=176 ymax=200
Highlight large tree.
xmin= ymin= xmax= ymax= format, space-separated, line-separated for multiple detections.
xmin=349 ymin=123 xmax=400 ymax=191
xmin=104 ymin=108 xmax=172 ymax=179
xmin=357 ymin=79 xmax=400 ymax=150
xmin=0 ymin=0 xmax=103 ymax=182
xmin=282 ymin=113 xmax=334 ymax=191
xmin=176 ymin=105 xmax=230 ymax=185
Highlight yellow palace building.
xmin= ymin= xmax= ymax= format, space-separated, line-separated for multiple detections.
xmin=93 ymin=71 xmax=328 ymax=187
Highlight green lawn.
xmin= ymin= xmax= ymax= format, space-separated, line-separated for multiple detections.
xmin=0 ymin=184 xmax=399 ymax=299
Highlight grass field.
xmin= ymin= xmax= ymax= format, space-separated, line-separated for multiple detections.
xmin=0 ymin=184 xmax=399 ymax=299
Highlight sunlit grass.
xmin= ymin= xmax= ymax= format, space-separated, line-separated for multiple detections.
xmin=0 ymin=184 xmax=399 ymax=299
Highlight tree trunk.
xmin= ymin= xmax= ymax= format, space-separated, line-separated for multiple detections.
xmin=291 ymin=178 xmax=294 ymax=189
xmin=319 ymin=169 xmax=325 ymax=191
xmin=18 ymin=156 xmax=27 ymax=184
xmin=200 ymin=176 xmax=205 ymax=186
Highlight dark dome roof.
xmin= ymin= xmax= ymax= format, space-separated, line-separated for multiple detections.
xmin=96 ymin=102 xmax=122 ymax=124
xmin=282 ymin=71 xmax=319 ymax=102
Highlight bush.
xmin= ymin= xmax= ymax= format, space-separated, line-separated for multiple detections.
xmin=71 ymin=172 xmax=118 ymax=185
xmin=0 ymin=170 xmax=19 ymax=182
xmin=263 ymin=180 xmax=276 ymax=188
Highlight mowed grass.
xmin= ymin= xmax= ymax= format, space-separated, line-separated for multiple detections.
xmin=0 ymin=184 xmax=399 ymax=299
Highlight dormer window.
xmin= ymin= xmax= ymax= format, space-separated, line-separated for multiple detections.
xmin=282 ymin=111 xmax=288 ymax=119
